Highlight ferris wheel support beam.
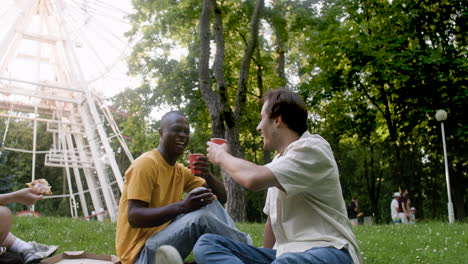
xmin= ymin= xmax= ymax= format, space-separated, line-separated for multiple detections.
xmin=70 ymin=109 xmax=104 ymax=221
xmin=52 ymin=33 xmax=105 ymax=221
xmin=55 ymin=0 xmax=124 ymax=192
xmin=0 ymin=87 xmax=80 ymax=104
xmin=53 ymin=55 xmax=106 ymax=221
xmin=66 ymin=132 xmax=90 ymax=219
xmin=53 ymin=0 xmax=123 ymax=221
xmin=100 ymin=102 xmax=134 ymax=163
xmin=77 ymin=103 xmax=117 ymax=221
xmin=0 ymin=77 xmax=84 ymax=92
xmin=59 ymin=124 xmax=78 ymax=218
xmin=32 ymin=106 xmax=38 ymax=182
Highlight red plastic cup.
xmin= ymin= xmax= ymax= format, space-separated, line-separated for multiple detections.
xmin=189 ymin=153 xmax=204 ymax=174
xmin=210 ymin=138 xmax=227 ymax=145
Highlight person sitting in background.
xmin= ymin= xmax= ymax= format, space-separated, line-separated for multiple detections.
xmin=410 ymin=207 xmax=416 ymax=224
xmin=0 ymin=188 xmax=58 ymax=264
xmin=390 ymin=192 xmax=402 ymax=224
xmin=398 ymin=189 xmax=410 ymax=224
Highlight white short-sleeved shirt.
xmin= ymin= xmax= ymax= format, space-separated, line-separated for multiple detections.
xmin=263 ymin=131 xmax=362 ymax=264
xmin=390 ymin=199 xmax=400 ymax=219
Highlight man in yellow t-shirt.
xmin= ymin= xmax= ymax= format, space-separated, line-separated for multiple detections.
xmin=115 ymin=111 xmax=251 ymax=264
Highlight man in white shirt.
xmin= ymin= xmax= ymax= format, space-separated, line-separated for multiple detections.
xmin=192 ymin=88 xmax=361 ymax=264
xmin=390 ymin=192 xmax=402 ymax=223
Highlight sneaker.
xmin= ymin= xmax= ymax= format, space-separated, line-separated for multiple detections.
xmin=21 ymin=242 xmax=58 ymax=264
xmin=0 ymin=246 xmax=6 ymax=256
xmin=155 ymin=245 xmax=183 ymax=264
xmin=0 ymin=251 xmax=23 ymax=264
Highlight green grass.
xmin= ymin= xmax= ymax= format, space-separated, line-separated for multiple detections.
xmin=12 ymin=217 xmax=468 ymax=264
xmin=356 ymin=222 xmax=467 ymax=263
xmin=12 ymin=216 xmax=115 ymax=255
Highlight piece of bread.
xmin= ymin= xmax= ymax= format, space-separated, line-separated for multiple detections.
xmin=26 ymin=179 xmax=52 ymax=195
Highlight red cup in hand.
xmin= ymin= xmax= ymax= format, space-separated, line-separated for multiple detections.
xmin=210 ymin=138 xmax=227 ymax=145
xmin=189 ymin=153 xmax=204 ymax=174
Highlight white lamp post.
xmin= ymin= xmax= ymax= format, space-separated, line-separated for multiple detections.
xmin=435 ymin=109 xmax=455 ymax=224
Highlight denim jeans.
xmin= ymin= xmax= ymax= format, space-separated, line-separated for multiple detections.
xmin=134 ymin=188 xmax=252 ymax=264
xmin=194 ymin=234 xmax=354 ymax=264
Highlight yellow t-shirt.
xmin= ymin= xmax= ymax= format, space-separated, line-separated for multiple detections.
xmin=115 ymin=149 xmax=205 ymax=264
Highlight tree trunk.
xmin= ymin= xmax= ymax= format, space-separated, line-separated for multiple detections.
xmin=364 ymin=144 xmax=383 ymax=223
xmin=198 ymin=0 xmax=252 ymax=221
xmin=235 ymin=0 xmax=264 ymax=121
xmin=228 ymin=0 xmax=264 ymax=221
xmin=198 ymin=0 xmax=265 ymax=222
xmin=270 ymin=2 xmax=288 ymax=86
xmin=199 ymin=0 xmax=221 ymax=134
xmin=212 ymin=0 xmax=246 ymax=221
xmin=254 ymin=45 xmax=272 ymax=165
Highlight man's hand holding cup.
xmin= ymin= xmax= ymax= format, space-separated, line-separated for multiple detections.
xmin=206 ymin=138 xmax=229 ymax=165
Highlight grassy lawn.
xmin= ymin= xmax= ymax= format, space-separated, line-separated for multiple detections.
xmin=12 ymin=216 xmax=467 ymax=264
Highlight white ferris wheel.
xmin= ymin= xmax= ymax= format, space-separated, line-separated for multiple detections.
xmin=0 ymin=0 xmax=135 ymax=222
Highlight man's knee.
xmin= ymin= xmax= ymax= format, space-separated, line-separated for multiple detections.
xmin=0 ymin=206 xmax=12 ymax=226
xmin=198 ymin=233 xmax=220 ymax=245
xmin=0 ymin=206 xmax=13 ymax=243
xmin=194 ymin=234 xmax=220 ymax=256
xmin=185 ymin=204 xmax=217 ymax=225
xmin=189 ymin=186 xmax=207 ymax=194
xmin=273 ymin=252 xmax=299 ymax=264
xmin=0 ymin=206 xmax=12 ymax=217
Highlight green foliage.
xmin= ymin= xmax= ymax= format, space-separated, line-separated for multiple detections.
xmin=110 ymin=86 xmax=160 ymax=156
xmin=122 ymin=0 xmax=467 ymax=222
xmin=292 ymin=0 xmax=467 ymax=220
xmin=0 ymin=118 xmax=69 ymax=216
xmin=244 ymin=190 xmax=267 ymax=223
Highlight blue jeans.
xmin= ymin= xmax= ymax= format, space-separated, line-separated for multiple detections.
xmin=134 ymin=188 xmax=252 ymax=264
xmin=194 ymin=234 xmax=354 ymax=264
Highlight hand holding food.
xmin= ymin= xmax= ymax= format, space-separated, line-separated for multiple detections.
xmin=26 ymin=178 xmax=52 ymax=195
xmin=9 ymin=188 xmax=44 ymax=206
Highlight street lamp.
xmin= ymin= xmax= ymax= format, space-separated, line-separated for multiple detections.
xmin=435 ymin=109 xmax=455 ymax=224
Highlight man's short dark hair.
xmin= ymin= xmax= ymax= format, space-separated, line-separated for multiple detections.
xmin=159 ymin=111 xmax=186 ymax=129
xmin=262 ymin=88 xmax=308 ymax=135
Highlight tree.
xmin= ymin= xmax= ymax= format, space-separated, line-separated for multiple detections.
xmin=198 ymin=0 xmax=265 ymax=221
xmin=293 ymin=0 xmax=467 ymax=220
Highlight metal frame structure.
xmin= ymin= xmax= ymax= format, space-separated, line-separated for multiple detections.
xmin=0 ymin=0 xmax=134 ymax=222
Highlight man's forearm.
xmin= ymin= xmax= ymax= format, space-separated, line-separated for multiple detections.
xmin=128 ymin=201 xmax=185 ymax=228
xmin=0 ymin=193 xmax=13 ymax=205
xmin=219 ymin=152 xmax=256 ymax=186
xmin=204 ymin=174 xmax=227 ymax=204
xmin=217 ymin=152 xmax=276 ymax=191
xmin=263 ymin=217 xmax=276 ymax=248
